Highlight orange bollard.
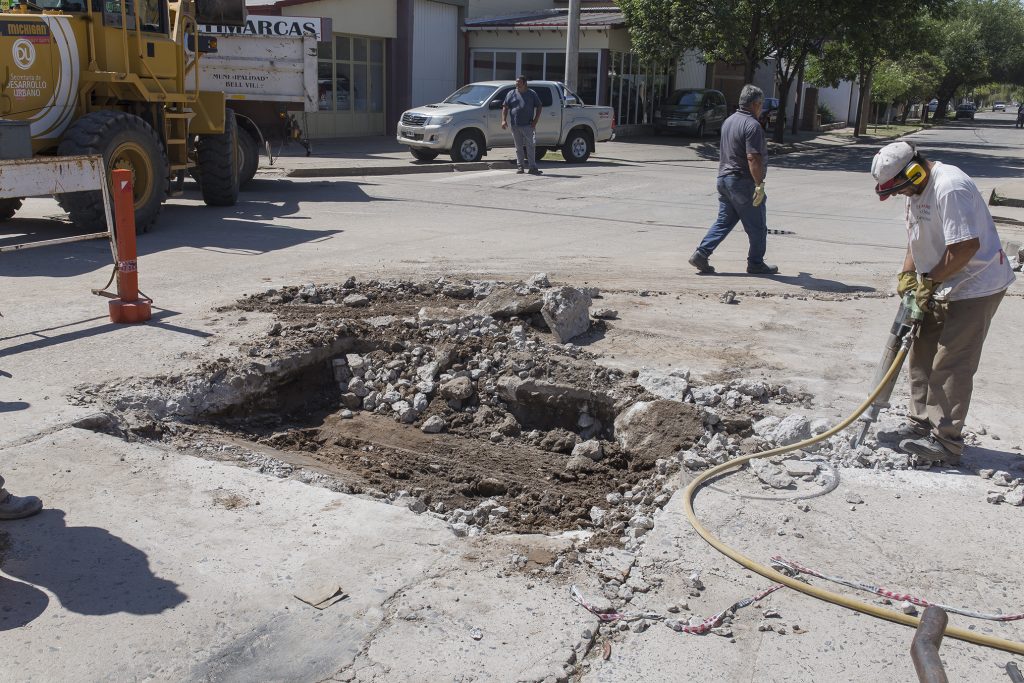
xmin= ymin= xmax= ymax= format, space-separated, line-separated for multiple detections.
xmin=108 ymin=168 xmax=152 ymax=324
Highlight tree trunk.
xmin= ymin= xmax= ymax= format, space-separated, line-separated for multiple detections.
xmin=854 ymin=69 xmax=873 ymax=137
xmin=900 ymin=100 xmax=910 ymax=125
xmin=791 ymin=62 xmax=805 ymax=136
xmin=773 ymin=79 xmax=791 ymax=143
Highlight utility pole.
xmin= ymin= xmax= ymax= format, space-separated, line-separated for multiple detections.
xmin=565 ymin=0 xmax=580 ymax=92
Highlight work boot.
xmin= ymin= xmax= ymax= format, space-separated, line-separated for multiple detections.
xmin=876 ymin=421 xmax=929 ymax=444
xmin=516 ymin=167 xmax=525 ymax=174
xmin=746 ymin=262 xmax=779 ymax=275
xmin=0 ymin=489 xmax=43 ymax=520
xmin=528 ymin=168 xmax=543 ymax=175
xmin=688 ymin=251 xmax=715 ymax=274
xmin=900 ymin=434 xmax=961 ymax=467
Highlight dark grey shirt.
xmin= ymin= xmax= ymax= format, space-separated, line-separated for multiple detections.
xmin=717 ymin=109 xmax=767 ymax=179
xmin=503 ymin=87 xmax=542 ymax=127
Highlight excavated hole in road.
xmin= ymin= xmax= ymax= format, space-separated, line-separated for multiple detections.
xmin=77 ymin=278 xmax=721 ymax=544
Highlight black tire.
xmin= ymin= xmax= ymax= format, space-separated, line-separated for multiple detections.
xmin=534 ymin=147 xmax=547 ymax=161
xmin=410 ymin=148 xmax=439 ymax=162
xmin=196 ymin=108 xmax=240 ymax=207
xmin=561 ymin=128 xmax=591 ymax=163
xmin=56 ymin=111 xmax=167 ymax=233
xmin=450 ymin=130 xmax=484 ymax=162
xmin=652 ymin=127 xmax=662 ymax=136
xmin=237 ymin=126 xmax=259 ymax=188
xmin=0 ymin=198 xmax=23 ymax=221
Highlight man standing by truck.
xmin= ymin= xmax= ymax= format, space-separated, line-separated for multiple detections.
xmin=502 ymin=75 xmax=544 ymax=175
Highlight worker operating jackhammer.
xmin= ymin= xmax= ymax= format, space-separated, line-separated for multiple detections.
xmin=869 ymin=141 xmax=1015 ymax=466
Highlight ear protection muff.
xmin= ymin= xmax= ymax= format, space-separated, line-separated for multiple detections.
xmin=903 ymin=160 xmax=926 ymax=185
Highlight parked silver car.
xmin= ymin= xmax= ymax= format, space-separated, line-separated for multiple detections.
xmin=652 ymin=89 xmax=728 ymax=137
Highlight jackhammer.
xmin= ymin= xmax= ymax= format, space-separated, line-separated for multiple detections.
xmin=851 ymin=293 xmax=925 ymax=447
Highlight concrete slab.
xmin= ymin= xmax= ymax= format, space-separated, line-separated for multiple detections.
xmin=0 ymin=428 xmax=604 ymax=681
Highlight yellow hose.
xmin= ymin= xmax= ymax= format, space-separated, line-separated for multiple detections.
xmin=683 ymin=344 xmax=1024 ymax=655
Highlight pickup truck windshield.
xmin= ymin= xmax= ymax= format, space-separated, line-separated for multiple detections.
xmin=444 ymin=85 xmax=500 ymax=106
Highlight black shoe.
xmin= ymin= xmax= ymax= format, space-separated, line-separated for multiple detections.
xmin=900 ymin=435 xmax=962 ymax=466
xmin=688 ymin=251 xmax=715 ymax=274
xmin=747 ymin=262 xmax=779 ymax=275
xmin=516 ymin=167 xmax=525 ymax=174
xmin=528 ymin=168 xmax=543 ymax=175
xmin=877 ymin=421 xmax=929 ymax=444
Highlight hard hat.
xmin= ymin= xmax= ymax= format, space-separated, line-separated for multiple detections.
xmin=871 ymin=141 xmax=925 ymax=201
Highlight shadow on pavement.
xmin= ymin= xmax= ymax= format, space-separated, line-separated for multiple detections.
xmin=710 ymin=270 xmax=875 ymax=293
xmin=0 ymin=178 xmax=361 ymax=278
xmin=962 ymin=445 xmax=1024 ymax=473
xmin=0 ymin=574 xmax=49 ymax=631
xmin=0 ymin=308 xmax=211 ymax=358
xmin=0 ymin=509 xmax=186 ymax=623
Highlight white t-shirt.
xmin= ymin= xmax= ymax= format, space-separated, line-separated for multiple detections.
xmin=905 ymin=162 xmax=1015 ymax=301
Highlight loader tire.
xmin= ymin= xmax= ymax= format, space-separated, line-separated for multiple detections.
xmin=237 ymin=126 xmax=259 ymax=188
xmin=57 ymin=111 xmax=168 ymax=233
xmin=0 ymin=198 xmax=23 ymax=221
xmin=196 ymin=109 xmax=239 ymax=207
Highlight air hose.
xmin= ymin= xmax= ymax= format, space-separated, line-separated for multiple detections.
xmin=683 ymin=340 xmax=1024 ymax=656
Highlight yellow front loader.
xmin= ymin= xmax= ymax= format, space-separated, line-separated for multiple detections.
xmin=0 ymin=0 xmax=246 ymax=231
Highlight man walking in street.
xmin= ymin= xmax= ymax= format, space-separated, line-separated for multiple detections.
xmin=688 ymin=84 xmax=778 ymax=275
xmin=502 ymin=75 xmax=543 ymax=175
xmin=0 ymin=473 xmax=42 ymax=519
xmin=871 ymin=140 xmax=1015 ymax=465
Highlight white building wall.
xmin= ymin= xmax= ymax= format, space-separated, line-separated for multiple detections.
xmin=412 ymin=0 xmax=459 ymax=106
xmin=674 ymin=50 xmax=706 ymax=89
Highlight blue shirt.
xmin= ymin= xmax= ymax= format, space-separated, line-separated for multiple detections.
xmin=718 ymin=109 xmax=767 ymax=180
xmin=504 ymin=87 xmax=542 ymax=127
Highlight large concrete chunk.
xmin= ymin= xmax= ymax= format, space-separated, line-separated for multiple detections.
xmin=614 ymin=400 xmax=704 ymax=468
xmin=541 ymin=286 xmax=592 ymax=344
xmin=474 ymin=285 xmax=542 ymax=318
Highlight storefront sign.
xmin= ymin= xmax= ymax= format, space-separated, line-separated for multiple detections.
xmin=200 ymin=15 xmax=328 ymax=41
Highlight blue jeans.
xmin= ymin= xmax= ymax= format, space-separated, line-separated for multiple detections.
xmin=696 ymin=175 xmax=768 ymax=266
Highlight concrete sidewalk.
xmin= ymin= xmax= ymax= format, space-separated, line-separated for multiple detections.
xmin=260 ymin=129 xmax=859 ymax=178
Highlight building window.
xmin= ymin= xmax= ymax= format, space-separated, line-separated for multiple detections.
xmin=318 ymin=34 xmax=385 ymax=113
xmin=470 ymin=50 xmax=600 ymax=104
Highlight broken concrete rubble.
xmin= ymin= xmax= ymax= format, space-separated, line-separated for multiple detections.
xmin=541 ymin=286 xmax=593 ymax=344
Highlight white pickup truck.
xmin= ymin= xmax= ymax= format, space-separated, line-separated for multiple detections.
xmin=396 ymin=80 xmax=615 ymax=163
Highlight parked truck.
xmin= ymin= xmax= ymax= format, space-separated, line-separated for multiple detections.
xmin=396 ymin=80 xmax=615 ymax=164
xmin=196 ymin=15 xmax=322 ymax=186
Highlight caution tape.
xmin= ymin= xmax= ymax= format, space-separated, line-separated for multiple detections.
xmin=771 ymin=556 xmax=1024 ymax=622
xmin=117 ymin=259 xmax=137 ymax=272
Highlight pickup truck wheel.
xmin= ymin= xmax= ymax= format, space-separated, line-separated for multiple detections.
xmin=0 ymin=198 xmax=23 ymax=221
xmin=450 ymin=131 xmax=484 ymax=162
xmin=410 ymin=148 xmax=439 ymax=162
xmin=534 ymin=147 xmax=547 ymax=161
xmin=561 ymin=129 xmax=591 ymax=163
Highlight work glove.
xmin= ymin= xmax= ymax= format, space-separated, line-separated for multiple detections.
xmin=752 ymin=182 xmax=766 ymax=207
xmin=896 ymin=270 xmax=918 ymax=296
xmin=914 ymin=275 xmax=941 ymax=312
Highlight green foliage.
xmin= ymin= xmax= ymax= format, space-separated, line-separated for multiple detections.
xmin=618 ymin=0 xmax=691 ymax=66
xmin=818 ymin=103 xmax=836 ymax=124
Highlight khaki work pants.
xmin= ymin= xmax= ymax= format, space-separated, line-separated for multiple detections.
xmin=908 ymin=289 xmax=1005 ymax=454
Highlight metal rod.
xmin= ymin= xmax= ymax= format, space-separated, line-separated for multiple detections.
xmin=911 ymin=606 xmax=949 ymax=683
xmin=1007 ymin=661 xmax=1024 ymax=683
xmin=0 ymin=232 xmax=108 ymax=253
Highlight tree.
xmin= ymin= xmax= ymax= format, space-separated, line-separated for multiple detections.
xmin=618 ymin=0 xmax=692 ymax=68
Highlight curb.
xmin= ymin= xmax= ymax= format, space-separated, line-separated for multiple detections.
xmin=275 ymin=136 xmax=856 ymax=179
